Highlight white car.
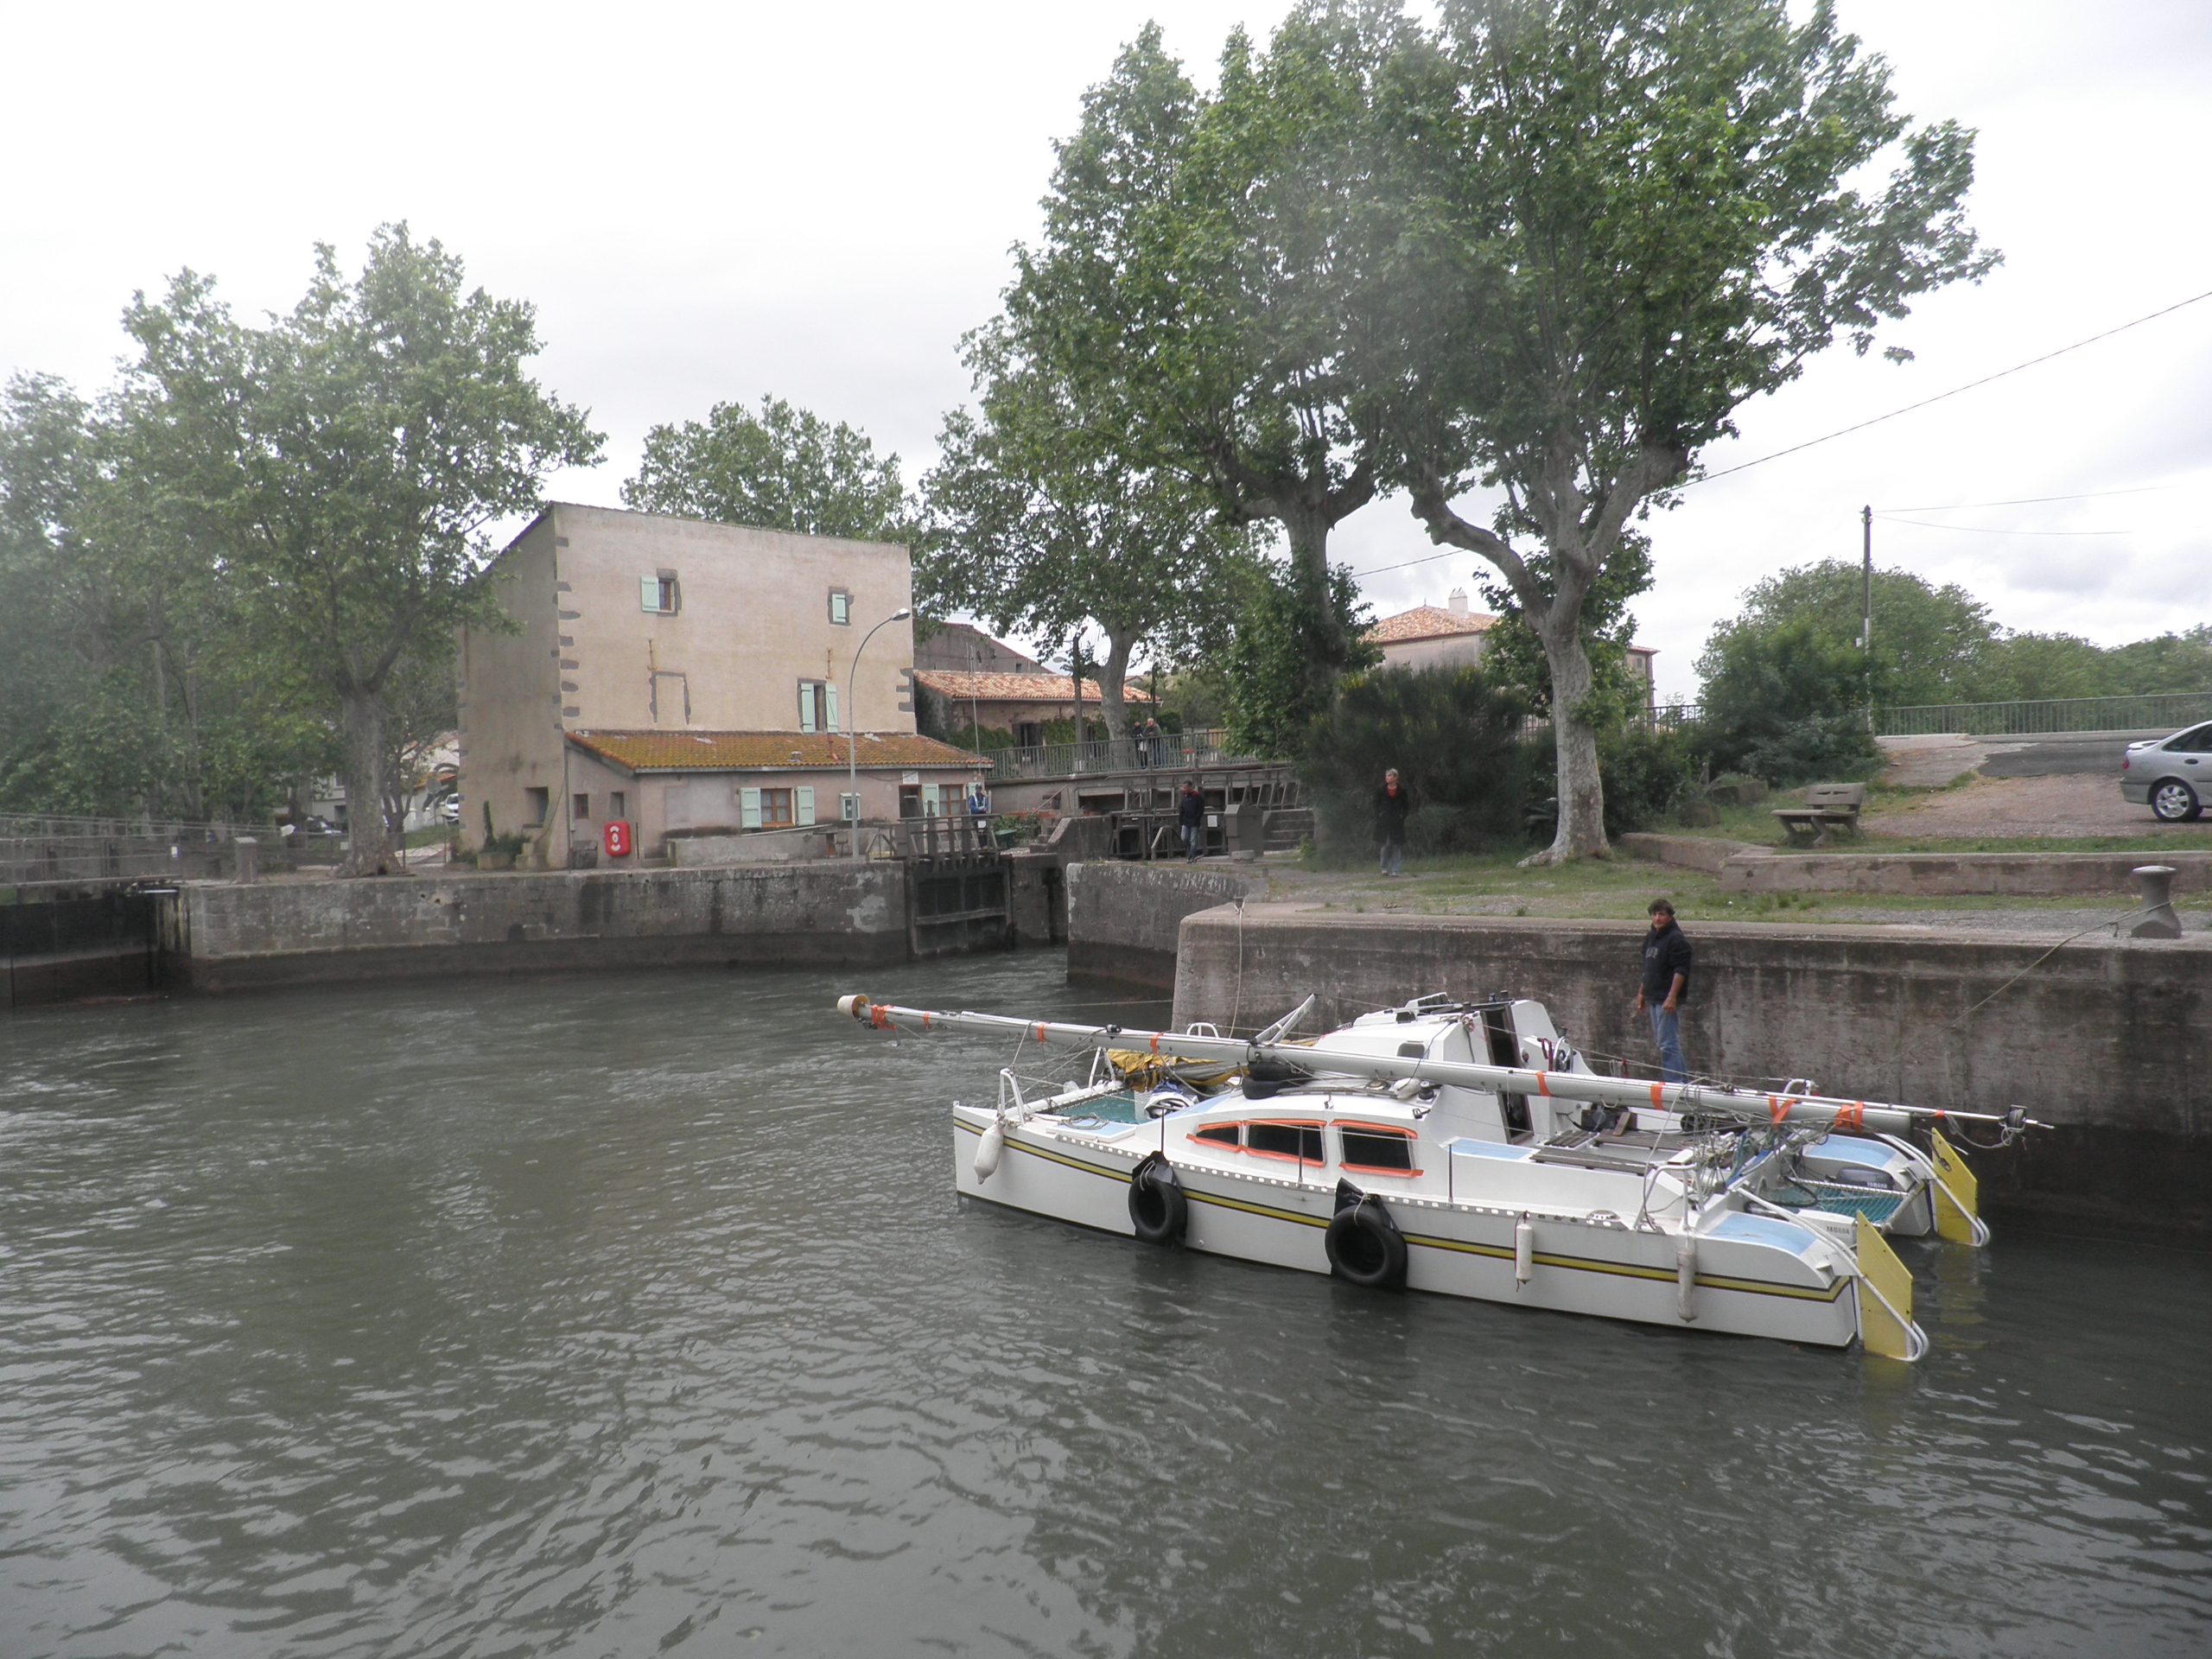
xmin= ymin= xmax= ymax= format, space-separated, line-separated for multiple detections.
xmin=2120 ymin=722 xmax=2211 ymax=821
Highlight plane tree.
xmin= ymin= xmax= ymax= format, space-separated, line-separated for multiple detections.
xmin=122 ymin=225 xmax=601 ymax=874
xmin=1383 ymin=0 xmax=1997 ymax=861
xmin=918 ymin=325 xmax=1259 ymax=764
xmin=1001 ymin=9 xmax=1416 ymax=718
xmin=622 ymin=394 xmax=912 ymax=543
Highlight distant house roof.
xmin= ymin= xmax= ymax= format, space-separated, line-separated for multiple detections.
xmin=911 ymin=670 xmax=1157 ymax=704
xmin=568 ymin=730 xmax=983 ymax=772
xmin=1364 ymin=605 xmax=1501 ymax=645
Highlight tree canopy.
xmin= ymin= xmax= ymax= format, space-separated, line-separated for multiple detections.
xmin=623 ymin=395 xmax=912 ymax=543
xmin=1384 ymin=0 xmax=1996 ymax=859
xmin=123 ymin=225 xmax=601 ymax=872
xmin=918 ymin=324 xmax=1260 ymax=761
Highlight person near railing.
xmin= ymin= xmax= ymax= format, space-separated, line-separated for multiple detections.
xmin=1178 ymin=780 xmax=1205 ymax=862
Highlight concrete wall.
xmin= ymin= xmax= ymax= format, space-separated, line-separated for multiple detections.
xmin=459 ymin=513 xmax=564 ymax=852
xmin=1169 ymin=907 xmax=2212 ymax=1241
xmin=163 ymin=863 xmax=913 ymax=991
xmin=1066 ymin=861 xmax=1255 ymax=990
xmin=1719 ymin=849 xmax=2212 ymax=897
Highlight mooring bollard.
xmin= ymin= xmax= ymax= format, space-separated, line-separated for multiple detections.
xmin=233 ymin=836 xmax=260 ymax=886
xmin=2129 ymin=864 xmax=2181 ymax=938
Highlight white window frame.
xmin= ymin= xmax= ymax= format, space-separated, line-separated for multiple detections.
xmin=840 ymin=792 xmax=858 ymax=823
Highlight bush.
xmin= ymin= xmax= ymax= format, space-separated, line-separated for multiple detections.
xmin=1301 ymin=665 xmax=1532 ymax=860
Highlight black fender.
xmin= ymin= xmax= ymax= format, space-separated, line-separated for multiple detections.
xmin=1128 ymin=1153 xmax=1188 ymax=1245
xmin=1325 ymin=1185 xmax=1408 ymax=1290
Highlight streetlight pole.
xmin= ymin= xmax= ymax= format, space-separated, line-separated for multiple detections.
xmin=848 ymin=607 xmax=912 ymax=859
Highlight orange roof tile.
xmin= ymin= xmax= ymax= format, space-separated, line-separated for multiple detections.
xmin=911 ymin=670 xmax=1158 ymax=703
xmin=1364 ymin=605 xmax=1500 ymax=645
xmin=568 ymin=730 xmax=985 ymax=772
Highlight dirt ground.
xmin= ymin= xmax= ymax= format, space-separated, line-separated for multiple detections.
xmin=1864 ymin=771 xmax=2207 ymax=841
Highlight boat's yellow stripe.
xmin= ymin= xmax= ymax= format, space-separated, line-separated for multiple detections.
xmin=955 ymin=1121 xmax=1846 ymax=1304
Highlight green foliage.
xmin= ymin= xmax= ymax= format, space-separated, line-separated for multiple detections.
xmin=623 ymin=394 xmax=912 ymax=542
xmin=1224 ymin=560 xmax=1380 ymax=760
xmin=120 ymin=225 xmax=601 ymax=868
xmin=1695 ymin=610 xmax=1883 ymax=784
xmin=1302 ymin=664 xmax=1532 ymax=856
xmin=1383 ymin=0 xmax=1995 ymax=855
xmin=917 ymin=321 xmax=1261 ymax=749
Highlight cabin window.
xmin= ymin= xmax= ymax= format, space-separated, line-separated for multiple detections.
xmin=1246 ymin=1122 xmax=1324 ymax=1163
xmin=1340 ymin=1127 xmax=1416 ymax=1173
xmin=1193 ymin=1123 xmax=1239 ymax=1147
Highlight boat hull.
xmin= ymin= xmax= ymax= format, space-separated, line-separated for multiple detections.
xmin=954 ymin=1114 xmax=1859 ymax=1349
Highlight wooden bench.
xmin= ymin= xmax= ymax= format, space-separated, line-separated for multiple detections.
xmin=1772 ymin=782 xmax=1866 ymax=846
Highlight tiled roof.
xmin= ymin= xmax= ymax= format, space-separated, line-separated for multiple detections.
xmin=911 ymin=670 xmax=1158 ymax=703
xmin=568 ymin=730 xmax=985 ymax=772
xmin=1364 ymin=606 xmax=1500 ymax=645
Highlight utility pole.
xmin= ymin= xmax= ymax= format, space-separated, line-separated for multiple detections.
xmin=1860 ymin=505 xmax=1875 ymax=732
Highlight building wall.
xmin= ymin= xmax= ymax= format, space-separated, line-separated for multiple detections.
xmin=458 ymin=516 xmax=564 ymax=853
xmin=550 ymin=504 xmax=913 ymax=734
xmin=461 ymin=504 xmax=920 ymax=868
xmin=1377 ymin=633 xmax=1490 ymax=671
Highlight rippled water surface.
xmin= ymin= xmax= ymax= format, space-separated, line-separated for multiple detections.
xmin=3 ymin=955 xmax=2208 ymax=1658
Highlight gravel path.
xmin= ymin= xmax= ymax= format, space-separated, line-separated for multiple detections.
xmin=1865 ymin=771 xmax=2207 ymax=840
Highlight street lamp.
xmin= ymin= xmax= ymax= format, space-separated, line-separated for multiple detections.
xmin=848 ymin=607 xmax=912 ymax=858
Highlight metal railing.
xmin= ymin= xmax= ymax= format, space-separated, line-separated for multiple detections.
xmin=986 ymin=728 xmax=1245 ymax=779
xmin=1873 ymin=690 xmax=2212 ymax=738
xmin=0 ymin=812 xmax=340 ymax=886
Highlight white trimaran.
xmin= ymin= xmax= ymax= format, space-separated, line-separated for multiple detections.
xmin=837 ymin=991 xmax=2041 ymax=1359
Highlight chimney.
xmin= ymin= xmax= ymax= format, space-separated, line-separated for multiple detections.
xmin=1447 ymin=588 xmax=1469 ymax=618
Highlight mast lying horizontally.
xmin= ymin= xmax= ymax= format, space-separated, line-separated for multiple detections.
xmin=836 ymin=996 xmax=2038 ymax=1141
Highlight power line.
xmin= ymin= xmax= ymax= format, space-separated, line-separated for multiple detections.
xmin=1693 ymin=285 xmax=2212 ymax=486
xmin=1349 ymin=548 xmax=1459 ymax=580
xmin=1871 ymin=514 xmax=2133 ymax=537
xmin=1878 ymin=484 xmax=2171 ymax=512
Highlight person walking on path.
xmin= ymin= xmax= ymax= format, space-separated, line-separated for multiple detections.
xmin=1634 ymin=898 xmax=1694 ymax=1084
xmin=1178 ymin=779 xmax=1205 ymax=861
xmin=1374 ymin=769 xmax=1413 ymax=876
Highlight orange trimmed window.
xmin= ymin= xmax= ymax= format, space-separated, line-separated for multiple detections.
xmin=1245 ymin=1122 xmax=1324 ymax=1164
xmin=1339 ymin=1123 xmax=1418 ymax=1175
xmin=1192 ymin=1123 xmax=1239 ymax=1148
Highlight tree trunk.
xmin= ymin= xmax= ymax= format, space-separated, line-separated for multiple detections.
xmin=1529 ymin=617 xmax=1609 ymax=867
xmin=338 ymin=683 xmax=399 ymax=876
xmin=1096 ymin=629 xmax=1136 ymax=769
xmin=1281 ymin=505 xmax=1346 ymax=684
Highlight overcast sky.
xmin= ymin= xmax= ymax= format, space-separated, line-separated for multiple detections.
xmin=5 ymin=1 xmax=2207 ymax=700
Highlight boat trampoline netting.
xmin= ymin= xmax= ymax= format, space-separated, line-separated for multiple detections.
xmin=1773 ymin=1180 xmax=1908 ymax=1225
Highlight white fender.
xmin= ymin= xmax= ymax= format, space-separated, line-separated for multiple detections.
xmin=974 ymin=1120 xmax=1005 ymax=1182
xmin=1676 ymin=1233 xmax=1699 ymax=1321
xmin=1513 ymin=1217 xmax=1534 ymax=1287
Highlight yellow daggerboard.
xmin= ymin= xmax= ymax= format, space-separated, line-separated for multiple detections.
xmin=1930 ymin=1130 xmax=1980 ymax=1244
xmin=1854 ymin=1214 xmax=1917 ymax=1361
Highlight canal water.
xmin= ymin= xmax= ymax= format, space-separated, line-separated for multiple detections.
xmin=3 ymin=955 xmax=2207 ymax=1658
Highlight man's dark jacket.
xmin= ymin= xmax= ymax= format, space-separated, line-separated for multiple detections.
xmin=1374 ymin=782 xmax=1413 ymax=842
xmin=1642 ymin=920 xmax=1694 ymax=1003
xmin=1179 ymin=790 xmax=1205 ymax=830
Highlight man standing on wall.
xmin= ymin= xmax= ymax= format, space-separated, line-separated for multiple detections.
xmin=1178 ymin=779 xmax=1205 ymax=862
xmin=1374 ymin=768 xmax=1412 ymax=877
xmin=1634 ymin=899 xmax=1694 ymax=1084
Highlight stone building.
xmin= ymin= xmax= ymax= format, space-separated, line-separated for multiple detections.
xmin=460 ymin=504 xmax=980 ymax=866
xmin=1365 ymin=588 xmax=1656 ymax=705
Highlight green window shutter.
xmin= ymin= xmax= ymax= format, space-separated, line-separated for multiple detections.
xmin=640 ymin=575 xmax=660 ymax=613
xmin=740 ymin=787 xmax=761 ymax=830
xmin=796 ymin=786 xmax=816 ymax=826
xmin=921 ymin=783 xmax=940 ymax=817
xmin=825 ymin=683 xmax=838 ymax=733
xmin=798 ymin=685 xmax=816 ymax=733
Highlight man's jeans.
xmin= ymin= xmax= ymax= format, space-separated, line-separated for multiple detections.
xmin=1379 ymin=837 xmax=1403 ymax=875
xmin=1649 ymin=1005 xmax=1687 ymax=1084
xmin=1181 ymin=824 xmax=1201 ymax=861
